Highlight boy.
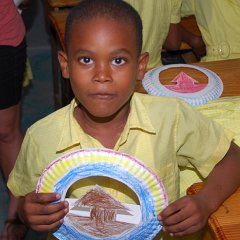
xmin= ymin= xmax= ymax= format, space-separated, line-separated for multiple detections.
xmin=0 ymin=0 xmax=28 ymax=239
xmin=7 ymin=0 xmax=240 ymax=239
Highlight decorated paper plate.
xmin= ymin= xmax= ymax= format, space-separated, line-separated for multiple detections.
xmin=142 ymin=64 xmax=223 ymax=106
xmin=36 ymin=148 xmax=168 ymax=240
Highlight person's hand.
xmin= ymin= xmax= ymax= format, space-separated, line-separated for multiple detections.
xmin=18 ymin=191 xmax=69 ymax=232
xmin=158 ymin=194 xmax=210 ymax=237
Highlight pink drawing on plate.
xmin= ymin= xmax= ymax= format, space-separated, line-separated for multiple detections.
xmin=164 ymin=71 xmax=207 ymax=93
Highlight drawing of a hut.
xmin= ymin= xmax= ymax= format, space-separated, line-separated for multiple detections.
xmin=74 ymin=185 xmax=130 ymax=226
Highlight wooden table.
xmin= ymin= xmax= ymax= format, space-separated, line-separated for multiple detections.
xmin=46 ymin=9 xmax=202 ymax=108
xmin=47 ymin=10 xmax=240 ymax=108
xmin=48 ymin=10 xmax=200 ymax=51
xmin=136 ymin=58 xmax=240 ymax=97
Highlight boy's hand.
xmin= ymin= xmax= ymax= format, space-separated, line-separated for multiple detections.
xmin=158 ymin=194 xmax=210 ymax=237
xmin=18 ymin=191 xmax=69 ymax=232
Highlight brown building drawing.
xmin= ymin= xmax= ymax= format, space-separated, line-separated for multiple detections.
xmin=74 ymin=185 xmax=130 ymax=226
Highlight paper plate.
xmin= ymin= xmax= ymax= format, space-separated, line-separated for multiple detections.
xmin=36 ymin=148 xmax=168 ymax=240
xmin=142 ymin=64 xmax=223 ymax=106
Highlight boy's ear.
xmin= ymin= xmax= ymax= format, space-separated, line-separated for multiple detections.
xmin=58 ymin=50 xmax=69 ymax=79
xmin=137 ymin=52 xmax=149 ymax=80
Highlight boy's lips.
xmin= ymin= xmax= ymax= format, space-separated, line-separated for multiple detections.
xmin=89 ymin=93 xmax=116 ymax=100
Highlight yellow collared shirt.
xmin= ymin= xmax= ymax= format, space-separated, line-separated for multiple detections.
xmin=181 ymin=0 xmax=240 ymax=61
xmin=8 ymin=93 xmax=232 ymax=205
xmin=8 ymin=93 xmax=233 ymax=240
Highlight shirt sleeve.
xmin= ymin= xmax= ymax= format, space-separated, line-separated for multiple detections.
xmin=7 ymin=129 xmax=43 ymax=197
xmin=175 ymin=100 xmax=233 ymax=178
xmin=181 ymin=0 xmax=195 ymax=17
xmin=170 ymin=0 xmax=182 ymax=23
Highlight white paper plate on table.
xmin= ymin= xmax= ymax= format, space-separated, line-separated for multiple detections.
xmin=142 ymin=64 xmax=223 ymax=106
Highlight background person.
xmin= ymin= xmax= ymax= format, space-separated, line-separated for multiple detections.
xmin=0 ymin=0 xmax=28 ymax=239
xmin=126 ymin=0 xmax=183 ymax=68
xmin=181 ymin=0 xmax=240 ymax=62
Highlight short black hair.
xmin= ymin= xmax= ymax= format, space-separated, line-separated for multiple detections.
xmin=64 ymin=0 xmax=143 ymax=54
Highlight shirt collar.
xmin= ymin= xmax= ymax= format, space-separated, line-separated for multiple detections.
xmin=56 ymin=98 xmax=82 ymax=153
xmin=117 ymin=93 xmax=156 ymax=147
xmin=56 ymin=93 xmax=156 ymax=152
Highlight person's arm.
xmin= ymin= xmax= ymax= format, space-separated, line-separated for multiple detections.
xmin=163 ymin=23 xmax=182 ymax=51
xmin=180 ymin=24 xmax=206 ymax=60
xmin=158 ymin=142 xmax=240 ymax=237
xmin=197 ymin=142 xmax=240 ymax=213
xmin=18 ymin=192 xmax=69 ymax=232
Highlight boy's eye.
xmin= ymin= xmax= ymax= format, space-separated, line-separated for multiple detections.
xmin=112 ymin=57 xmax=126 ymax=65
xmin=79 ymin=57 xmax=93 ymax=64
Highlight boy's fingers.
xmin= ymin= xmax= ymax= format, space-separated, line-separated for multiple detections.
xmin=160 ymin=196 xmax=192 ymax=220
xmin=160 ymin=206 xmax=192 ymax=227
xmin=29 ymin=206 xmax=68 ymax=226
xmin=27 ymin=192 xmax=61 ymax=204
xmin=42 ymin=200 xmax=68 ymax=215
xmin=163 ymin=216 xmax=202 ymax=237
xmin=25 ymin=200 xmax=68 ymax=216
xmin=31 ymin=218 xmax=64 ymax=232
xmin=159 ymin=201 xmax=183 ymax=220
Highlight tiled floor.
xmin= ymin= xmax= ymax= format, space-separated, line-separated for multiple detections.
xmin=0 ymin=47 xmax=54 ymax=239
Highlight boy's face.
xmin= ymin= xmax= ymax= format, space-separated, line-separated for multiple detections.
xmin=58 ymin=17 xmax=148 ymax=119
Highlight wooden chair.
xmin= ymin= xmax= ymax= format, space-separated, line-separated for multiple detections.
xmin=187 ymin=182 xmax=240 ymax=240
xmin=46 ymin=0 xmax=80 ymax=11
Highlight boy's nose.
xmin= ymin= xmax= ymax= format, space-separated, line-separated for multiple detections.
xmin=93 ymin=63 xmax=112 ymax=83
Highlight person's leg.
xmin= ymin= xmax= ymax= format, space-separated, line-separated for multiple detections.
xmin=0 ymin=103 xmax=28 ymax=240
xmin=0 ymin=103 xmax=22 ymax=182
xmin=0 ymin=40 xmax=28 ymax=239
